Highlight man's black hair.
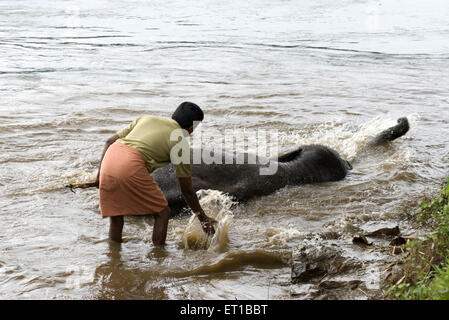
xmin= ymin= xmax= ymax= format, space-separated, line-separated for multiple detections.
xmin=171 ymin=101 xmax=204 ymax=129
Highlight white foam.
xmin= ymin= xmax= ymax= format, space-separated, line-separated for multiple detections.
xmin=259 ymin=226 xmax=304 ymax=248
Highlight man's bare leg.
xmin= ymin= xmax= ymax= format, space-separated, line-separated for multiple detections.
xmin=109 ymin=215 xmax=124 ymax=243
xmin=152 ymin=206 xmax=170 ymax=246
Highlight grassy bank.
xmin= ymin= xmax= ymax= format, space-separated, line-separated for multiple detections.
xmin=387 ymin=177 xmax=449 ymax=300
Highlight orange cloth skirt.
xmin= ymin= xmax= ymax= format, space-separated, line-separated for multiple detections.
xmin=99 ymin=142 xmax=168 ymax=218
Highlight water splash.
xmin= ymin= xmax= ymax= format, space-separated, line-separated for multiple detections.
xmin=179 ymin=189 xmax=235 ymax=252
xmin=192 ymin=115 xmax=416 ymax=164
xmin=277 ymin=115 xmax=416 ymax=162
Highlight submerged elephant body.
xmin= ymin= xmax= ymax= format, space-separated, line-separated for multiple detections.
xmin=151 ymin=117 xmax=410 ymax=216
xmin=152 ymin=144 xmax=352 ymax=215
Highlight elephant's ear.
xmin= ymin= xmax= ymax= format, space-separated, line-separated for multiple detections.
xmin=277 ymin=148 xmax=303 ymax=163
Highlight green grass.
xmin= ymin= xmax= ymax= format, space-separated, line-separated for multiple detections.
xmin=387 ymin=177 xmax=449 ymax=300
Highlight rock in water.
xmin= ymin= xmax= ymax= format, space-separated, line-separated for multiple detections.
xmin=291 ymin=242 xmax=342 ymax=283
xmin=291 ymin=241 xmax=363 ymax=283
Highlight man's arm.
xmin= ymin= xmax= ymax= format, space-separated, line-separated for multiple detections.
xmin=178 ymin=176 xmax=216 ymax=235
xmin=94 ymin=134 xmax=119 ymax=187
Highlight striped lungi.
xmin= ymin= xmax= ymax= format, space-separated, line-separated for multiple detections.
xmin=99 ymin=142 xmax=168 ymax=218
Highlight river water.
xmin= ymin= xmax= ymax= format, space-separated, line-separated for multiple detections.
xmin=1 ymin=0 xmax=448 ymax=299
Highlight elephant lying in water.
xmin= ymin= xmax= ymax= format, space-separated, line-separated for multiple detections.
xmin=152 ymin=117 xmax=410 ymax=216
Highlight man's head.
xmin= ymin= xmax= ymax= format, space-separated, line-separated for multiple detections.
xmin=172 ymin=101 xmax=204 ymax=134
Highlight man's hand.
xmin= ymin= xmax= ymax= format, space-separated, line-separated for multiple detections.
xmin=197 ymin=213 xmax=217 ymax=236
xmin=178 ymin=176 xmax=217 ymax=236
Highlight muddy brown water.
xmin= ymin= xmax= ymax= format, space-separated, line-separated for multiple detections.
xmin=1 ymin=0 xmax=448 ymax=299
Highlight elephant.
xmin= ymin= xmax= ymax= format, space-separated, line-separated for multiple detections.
xmin=152 ymin=117 xmax=410 ymax=216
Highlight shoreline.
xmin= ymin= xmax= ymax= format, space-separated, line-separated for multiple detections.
xmin=385 ymin=177 xmax=449 ymax=300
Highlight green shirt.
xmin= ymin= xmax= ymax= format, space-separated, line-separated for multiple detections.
xmin=116 ymin=115 xmax=191 ymax=178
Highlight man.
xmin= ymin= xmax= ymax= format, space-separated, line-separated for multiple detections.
xmin=94 ymin=102 xmax=216 ymax=245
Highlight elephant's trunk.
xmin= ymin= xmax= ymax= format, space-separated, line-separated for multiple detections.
xmin=369 ymin=117 xmax=410 ymax=146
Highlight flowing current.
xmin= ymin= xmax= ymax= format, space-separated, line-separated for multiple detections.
xmin=1 ymin=0 xmax=448 ymax=299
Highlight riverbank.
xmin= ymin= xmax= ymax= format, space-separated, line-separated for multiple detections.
xmin=386 ymin=177 xmax=449 ymax=300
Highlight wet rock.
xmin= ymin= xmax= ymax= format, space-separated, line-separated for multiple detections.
xmin=366 ymin=226 xmax=400 ymax=238
xmin=291 ymin=244 xmax=339 ymax=283
xmin=290 ymin=237 xmax=403 ymax=299
xmin=290 ymin=284 xmax=319 ymax=298
xmin=318 ymin=279 xmax=362 ymax=290
xmin=389 ymin=236 xmax=407 ymax=246
xmin=329 ymin=256 xmax=363 ymax=274
xmin=352 ymin=235 xmax=373 ymax=246
xmin=291 ymin=242 xmax=362 ymax=283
